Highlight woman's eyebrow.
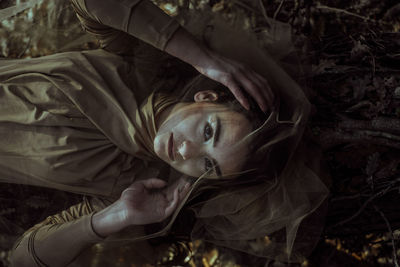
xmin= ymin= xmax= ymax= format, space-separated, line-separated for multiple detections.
xmin=212 ymin=116 xmax=221 ymax=148
xmin=212 ymin=116 xmax=222 ymax=177
xmin=212 ymin=158 xmax=222 ymax=177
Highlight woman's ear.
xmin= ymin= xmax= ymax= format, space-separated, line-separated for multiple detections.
xmin=194 ymin=90 xmax=219 ymax=102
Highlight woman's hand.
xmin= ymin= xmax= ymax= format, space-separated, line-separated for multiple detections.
xmin=193 ymin=50 xmax=274 ymax=112
xmin=165 ymin=28 xmax=274 ymax=113
xmin=92 ymin=178 xmax=190 ymax=237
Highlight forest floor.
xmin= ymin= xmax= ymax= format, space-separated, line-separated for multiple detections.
xmin=1 ymin=0 xmax=400 ymax=266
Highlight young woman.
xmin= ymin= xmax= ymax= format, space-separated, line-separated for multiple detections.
xmin=3 ymin=0 xmax=329 ymax=265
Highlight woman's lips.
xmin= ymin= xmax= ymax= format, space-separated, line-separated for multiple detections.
xmin=168 ymin=133 xmax=175 ymax=161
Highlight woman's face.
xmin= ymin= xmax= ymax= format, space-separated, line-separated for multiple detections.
xmin=154 ymin=92 xmax=252 ymax=178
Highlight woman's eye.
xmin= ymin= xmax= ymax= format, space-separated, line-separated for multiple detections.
xmin=204 ymin=157 xmax=213 ymax=171
xmin=204 ymin=123 xmax=213 ymax=141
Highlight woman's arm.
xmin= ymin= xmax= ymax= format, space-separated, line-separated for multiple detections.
xmin=164 ymin=27 xmax=274 ymax=112
xmin=91 ymin=178 xmax=189 ymax=237
xmin=10 ymin=197 xmax=106 ymax=267
xmin=10 ymin=179 xmax=189 ymax=267
xmin=70 ymin=0 xmax=179 ymax=52
xmin=70 ymin=0 xmax=274 ymax=112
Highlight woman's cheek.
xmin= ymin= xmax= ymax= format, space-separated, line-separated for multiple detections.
xmin=153 ymin=134 xmax=168 ymax=163
xmin=175 ymin=160 xmax=200 ymax=177
xmin=179 ymin=113 xmax=202 ymax=139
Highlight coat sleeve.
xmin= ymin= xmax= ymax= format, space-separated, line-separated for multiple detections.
xmin=70 ymin=0 xmax=181 ymax=53
xmin=10 ymin=197 xmax=108 ymax=267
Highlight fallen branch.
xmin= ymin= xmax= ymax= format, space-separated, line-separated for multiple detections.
xmin=332 ymin=176 xmax=400 ymax=228
xmin=317 ymin=129 xmax=400 ymax=149
xmin=273 ymin=0 xmax=285 ymax=21
xmin=374 ymin=205 xmax=400 ymax=267
xmin=315 ymin=4 xmax=389 ymax=26
xmin=337 ymin=117 xmax=400 ymax=135
xmin=258 ymin=0 xmax=272 ymax=28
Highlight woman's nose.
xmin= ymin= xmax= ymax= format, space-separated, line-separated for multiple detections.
xmin=178 ymin=140 xmax=199 ymax=160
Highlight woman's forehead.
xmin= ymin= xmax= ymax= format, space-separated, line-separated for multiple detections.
xmin=183 ymin=102 xmax=230 ymax=113
xmin=183 ymin=102 xmax=246 ymax=120
xmin=218 ymin=115 xmax=252 ymax=143
xmin=212 ymin=113 xmax=252 ymax=175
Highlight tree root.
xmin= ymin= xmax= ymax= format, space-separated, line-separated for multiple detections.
xmin=317 ymin=128 xmax=400 ymax=149
xmin=337 ymin=117 xmax=400 ymax=135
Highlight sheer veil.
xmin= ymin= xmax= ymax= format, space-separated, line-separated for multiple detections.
xmin=85 ymin=10 xmax=329 ymax=262
xmin=109 ymin=8 xmax=330 ymax=263
xmin=1 ymin=1 xmax=330 ymax=264
xmin=172 ymin=11 xmax=330 ymax=262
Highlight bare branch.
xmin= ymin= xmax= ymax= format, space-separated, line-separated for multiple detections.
xmin=374 ymin=205 xmax=400 ymax=267
xmin=258 ymin=0 xmax=272 ymax=28
xmin=273 ymin=0 xmax=285 ymax=21
xmin=337 ymin=117 xmax=400 ymax=135
xmin=333 ymin=176 xmax=400 ymax=228
xmin=315 ymin=4 xmax=389 ymax=26
xmin=317 ymin=129 xmax=400 ymax=149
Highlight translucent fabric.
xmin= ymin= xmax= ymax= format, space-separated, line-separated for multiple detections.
xmin=170 ymin=13 xmax=329 ymax=262
xmin=104 ymin=10 xmax=329 ymax=263
xmin=1 ymin=0 xmax=329 ymax=264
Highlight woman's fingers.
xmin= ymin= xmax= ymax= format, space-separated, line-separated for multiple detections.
xmin=178 ymin=182 xmax=191 ymax=200
xmin=253 ymin=71 xmax=274 ymax=107
xmin=122 ymin=179 xmax=166 ymax=199
xmin=225 ymin=78 xmax=250 ymax=110
xmin=193 ymin=49 xmax=276 ymax=112
xmin=142 ymin=178 xmax=167 ymax=190
xmin=164 ymin=182 xmax=190 ymax=218
xmin=166 ymin=181 xmax=190 ymax=201
xmin=164 ymin=187 xmax=179 ymax=217
xmin=235 ymin=71 xmax=268 ymax=112
xmin=119 ymin=180 xmax=192 ymax=224
xmin=226 ymin=65 xmax=274 ymax=113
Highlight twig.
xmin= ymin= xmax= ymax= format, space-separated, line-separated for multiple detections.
xmin=368 ymin=49 xmax=376 ymax=77
xmin=232 ymin=0 xmax=258 ymax=14
xmin=273 ymin=0 xmax=285 ymax=21
xmin=332 ymin=177 xmax=400 ymax=227
xmin=317 ymin=128 xmax=400 ymax=149
xmin=374 ymin=205 xmax=400 ymax=267
xmin=17 ymin=37 xmax=31 ymax=58
xmin=337 ymin=117 xmax=400 ymax=135
xmin=383 ymin=3 xmax=400 ymax=20
xmin=361 ymin=130 xmax=400 ymax=142
xmin=258 ymin=0 xmax=271 ymax=28
xmin=288 ymin=0 xmax=300 ymax=26
xmin=331 ymin=193 xmax=361 ymax=202
xmin=315 ymin=4 xmax=390 ymax=26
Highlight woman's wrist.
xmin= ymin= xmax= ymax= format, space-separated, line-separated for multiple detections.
xmin=91 ymin=201 xmax=128 ymax=237
xmin=164 ymin=27 xmax=211 ymax=68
